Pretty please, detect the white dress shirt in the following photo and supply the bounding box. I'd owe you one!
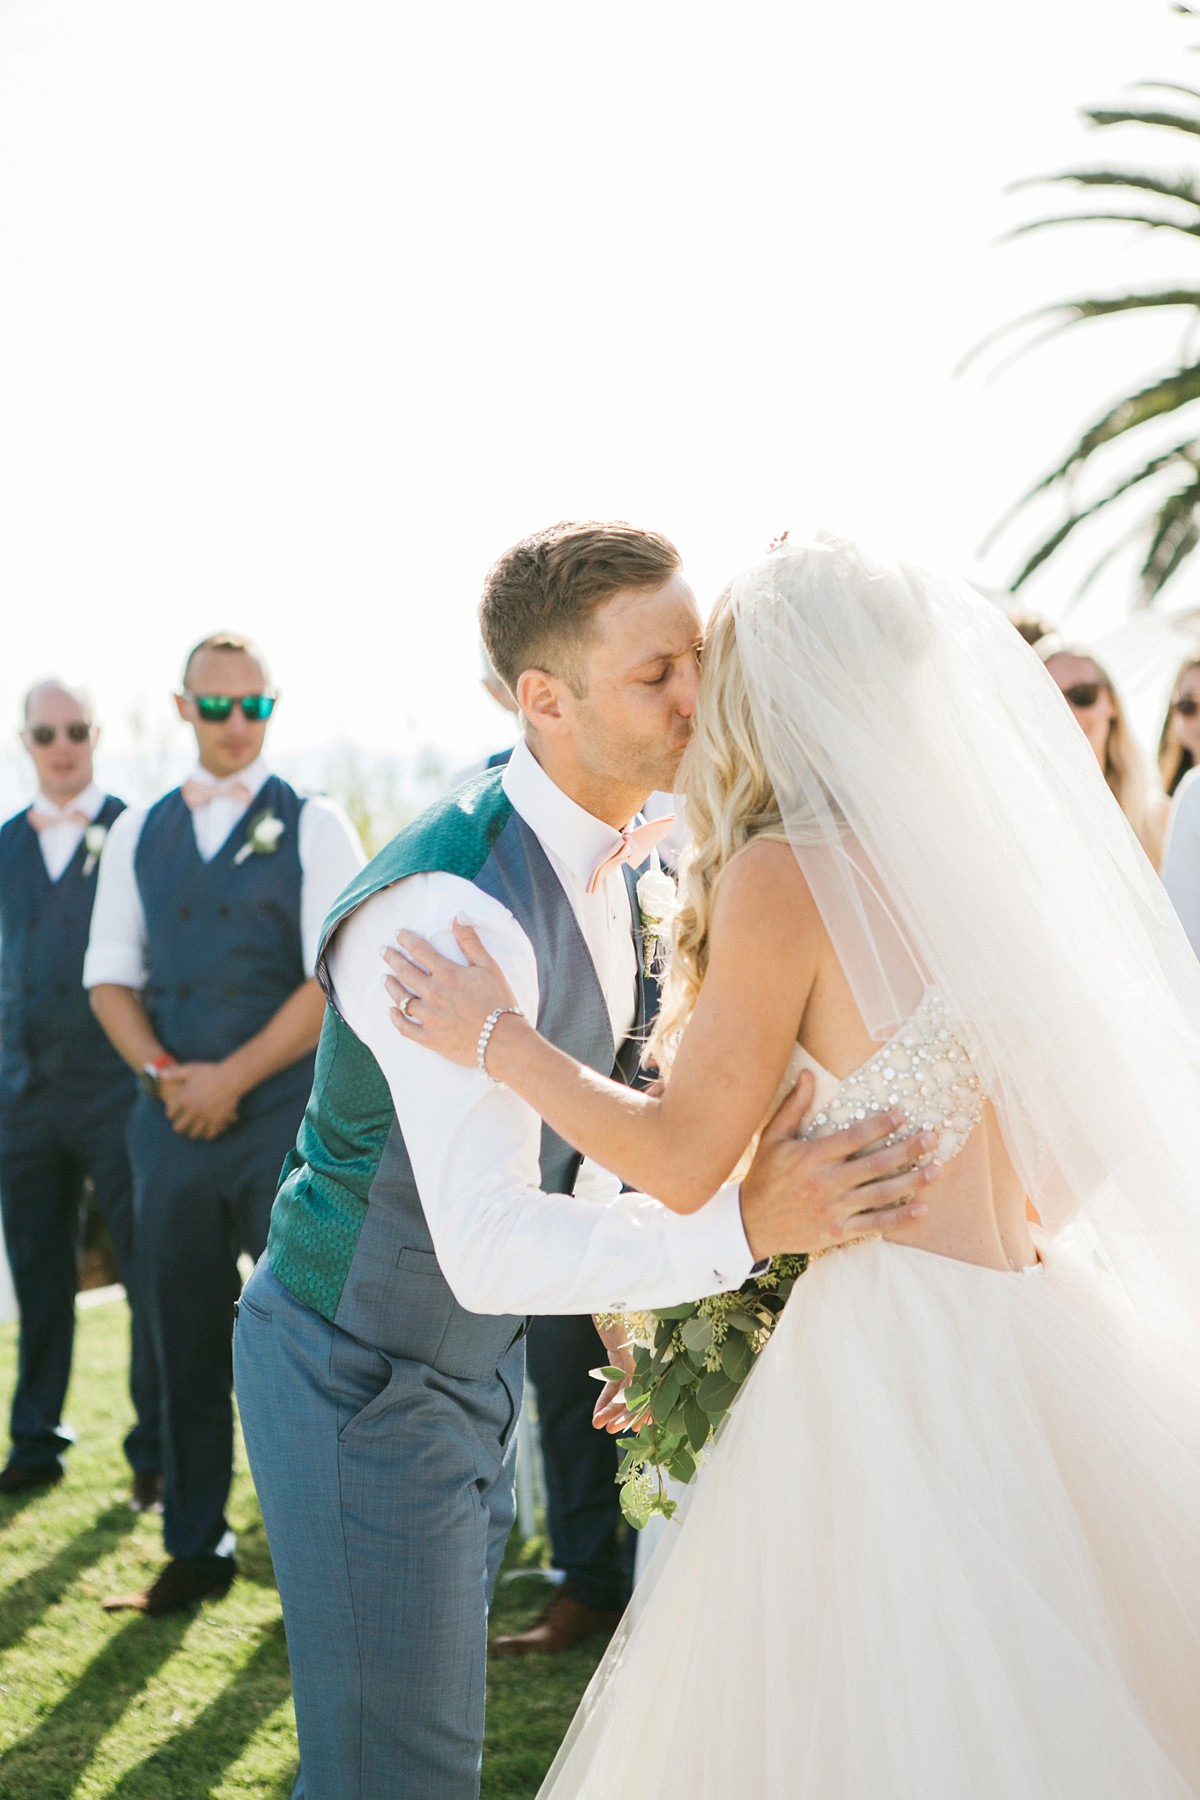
[1163,766,1200,958]
[27,781,108,883]
[327,737,755,1318]
[83,757,365,990]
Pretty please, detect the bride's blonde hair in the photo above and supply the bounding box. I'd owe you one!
[648,590,791,1075]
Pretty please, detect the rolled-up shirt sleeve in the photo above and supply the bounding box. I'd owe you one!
[82,806,149,990]
[327,874,756,1317]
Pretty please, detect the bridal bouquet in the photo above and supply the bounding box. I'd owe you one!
[600,1254,808,1528]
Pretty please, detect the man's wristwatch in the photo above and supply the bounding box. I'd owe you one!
[139,1054,177,1099]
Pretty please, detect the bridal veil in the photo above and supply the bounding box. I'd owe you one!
[731,534,1200,1335]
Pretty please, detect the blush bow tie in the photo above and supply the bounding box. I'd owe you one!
[28,807,91,833]
[181,777,254,812]
[587,816,675,895]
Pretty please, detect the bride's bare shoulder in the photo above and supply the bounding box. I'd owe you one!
[712,839,822,939]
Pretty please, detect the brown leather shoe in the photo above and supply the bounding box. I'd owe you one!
[490,1589,625,1658]
[0,1462,63,1495]
[103,1556,236,1615]
[129,1471,164,1513]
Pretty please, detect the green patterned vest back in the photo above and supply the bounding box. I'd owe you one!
[267,769,641,1379]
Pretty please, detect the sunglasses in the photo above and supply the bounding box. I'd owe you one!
[185,693,276,723]
[28,722,93,746]
[1173,696,1200,719]
[1061,683,1106,710]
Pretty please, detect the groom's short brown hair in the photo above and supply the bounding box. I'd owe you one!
[480,521,682,698]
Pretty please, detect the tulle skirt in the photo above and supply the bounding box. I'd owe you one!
[538,1233,1200,1799]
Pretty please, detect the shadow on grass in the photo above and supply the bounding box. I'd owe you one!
[0,1502,134,1654]
[108,1618,294,1799]
[0,1485,56,1533]
[0,1608,191,1791]
[230,1509,278,1590]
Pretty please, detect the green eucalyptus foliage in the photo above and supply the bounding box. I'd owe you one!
[613,1255,808,1528]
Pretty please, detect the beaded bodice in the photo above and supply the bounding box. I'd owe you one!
[787,988,986,1166]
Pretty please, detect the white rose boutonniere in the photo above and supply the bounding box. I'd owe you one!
[233,808,286,866]
[635,865,677,975]
[81,822,109,879]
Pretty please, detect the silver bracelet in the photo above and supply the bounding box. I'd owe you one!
[476,1006,524,1080]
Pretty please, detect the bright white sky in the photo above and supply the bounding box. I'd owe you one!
[2,0,1198,810]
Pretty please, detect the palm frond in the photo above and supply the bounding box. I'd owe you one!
[1001,442,1200,578]
[1010,209,1200,241]
[1084,105,1200,140]
[1128,79,1200,108]
[1026,363,1200,492]
[978,46,1200,601]
[1138,474,1200,601]
[957,290,1200,378]
[1010,168,1200,209]
[1009,515,1090,589]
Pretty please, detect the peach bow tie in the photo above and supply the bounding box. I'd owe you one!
[28,807,91,832]
[587,816,675,895]
[181,777,253,812]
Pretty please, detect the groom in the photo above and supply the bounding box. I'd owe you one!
[235,520,936,1800]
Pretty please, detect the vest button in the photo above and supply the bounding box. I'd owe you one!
[57,982,68,995]
[177,984,192,999]
[178,905,193,920]
[217,904,231,918]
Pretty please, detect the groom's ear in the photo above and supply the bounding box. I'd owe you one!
[516,668,569,738]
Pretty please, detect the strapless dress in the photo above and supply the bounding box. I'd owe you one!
[540,993,1200,1799]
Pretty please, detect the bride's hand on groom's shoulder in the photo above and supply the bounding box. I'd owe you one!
[740,1073,942,1261]
[382,919,517,1066]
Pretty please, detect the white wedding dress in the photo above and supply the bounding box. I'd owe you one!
[539,993,1200,1799]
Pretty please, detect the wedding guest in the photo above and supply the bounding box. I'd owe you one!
[1159,659,1200,957]
[1157,655,1200,799]
[85,633,363,1613]
[1005,605,1056,648]
[0,680,160,1500]
[1038,637,1167,867]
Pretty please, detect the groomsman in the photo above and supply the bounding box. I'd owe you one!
[0,681,160,1499]
[85,633,363,1613]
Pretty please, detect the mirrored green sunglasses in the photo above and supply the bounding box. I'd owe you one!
[186,693,276,723]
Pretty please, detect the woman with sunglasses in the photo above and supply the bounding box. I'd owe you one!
[1158,658,1200,959]
[1157,657,1200,799]
[1037,637,1167,869]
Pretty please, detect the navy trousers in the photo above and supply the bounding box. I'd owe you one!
[526,1314,632,1613]
[129,1088,303,1561]
[0,1072,160,1475]
[235,1259,523,1800]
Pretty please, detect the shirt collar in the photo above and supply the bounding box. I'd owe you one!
[186,756,271,802]
[32,781,105,822]
[501,737,635,892]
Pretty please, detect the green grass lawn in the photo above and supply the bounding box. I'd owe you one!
[0,1299,603,1799]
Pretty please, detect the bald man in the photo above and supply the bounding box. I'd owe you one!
[0,681,160,1499]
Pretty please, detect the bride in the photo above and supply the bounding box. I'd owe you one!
[383,537,1200,1797]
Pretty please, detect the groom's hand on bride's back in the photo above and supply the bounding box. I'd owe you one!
[740,1071,942,1261]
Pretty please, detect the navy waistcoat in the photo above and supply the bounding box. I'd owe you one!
[0,796,130,1100]
[134,775,313,1118]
